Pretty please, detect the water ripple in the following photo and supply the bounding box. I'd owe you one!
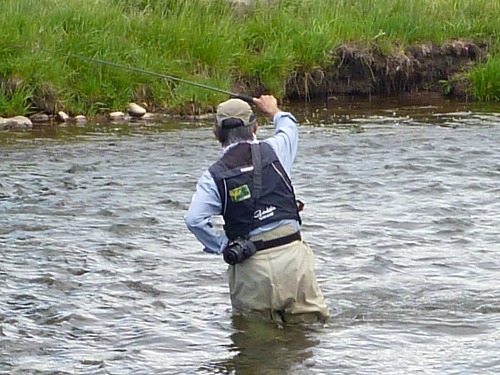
[1,107,500,374]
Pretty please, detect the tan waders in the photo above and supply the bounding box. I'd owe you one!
[227,226,330,323]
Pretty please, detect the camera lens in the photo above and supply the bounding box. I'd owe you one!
[223,246,240,265]
[223,238,257,265]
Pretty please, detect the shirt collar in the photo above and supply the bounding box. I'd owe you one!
[221,136,258,155]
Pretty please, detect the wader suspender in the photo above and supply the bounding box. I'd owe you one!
[248,143,302,251]
[251,143,262,200]
[246,143,262,236]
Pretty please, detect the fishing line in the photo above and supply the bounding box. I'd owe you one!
[64,53,255,104]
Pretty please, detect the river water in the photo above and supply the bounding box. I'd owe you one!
[1,95,499,374]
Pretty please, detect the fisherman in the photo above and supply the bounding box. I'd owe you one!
[185,95,330,323]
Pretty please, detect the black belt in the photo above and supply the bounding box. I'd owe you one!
[253,232,302,252]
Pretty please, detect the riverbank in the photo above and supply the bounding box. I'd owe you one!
[1,0,499,119]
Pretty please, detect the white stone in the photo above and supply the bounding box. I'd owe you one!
[0,116,33,130]
[74,115,87,124]
[13,116,34,129]
[109,111,126,121]
[0,118,10,130]
[57,111,70,122]
[128,103,147,118]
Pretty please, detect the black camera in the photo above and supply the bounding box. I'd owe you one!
[223,237,257,265]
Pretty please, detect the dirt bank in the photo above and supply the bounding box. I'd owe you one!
[244,39,488,102]
[0,39,490,120]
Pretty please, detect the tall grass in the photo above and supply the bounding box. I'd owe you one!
[0,86,34,118]
[469,56,500,101]
[0,0,499,116]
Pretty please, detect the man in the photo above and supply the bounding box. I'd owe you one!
[185,95,329,323]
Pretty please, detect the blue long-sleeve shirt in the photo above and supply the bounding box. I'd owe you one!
[185,111,300,254]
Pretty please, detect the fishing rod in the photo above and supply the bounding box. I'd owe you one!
[65,52,255,104]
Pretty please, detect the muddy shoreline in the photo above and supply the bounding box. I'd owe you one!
[236,39,487,102]
[0,39,490,128]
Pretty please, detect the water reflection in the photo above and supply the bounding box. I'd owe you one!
[200,314,318,375]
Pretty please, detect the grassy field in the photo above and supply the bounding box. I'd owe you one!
[0,0,499,117]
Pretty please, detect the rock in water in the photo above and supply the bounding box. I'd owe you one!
[57,111,70,122]
[109,112,126,121]
[128,103,147,118]
[30,113,50,123]
[74,115,87,124]
[0,116,33,130]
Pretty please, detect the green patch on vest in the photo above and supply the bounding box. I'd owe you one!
[229,184,251,203]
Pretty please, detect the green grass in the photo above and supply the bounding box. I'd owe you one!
[1,0,499,116]
[0,85,34,117]
[469,56,500,101]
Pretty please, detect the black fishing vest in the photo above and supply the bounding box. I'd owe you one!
[208,142,301,240]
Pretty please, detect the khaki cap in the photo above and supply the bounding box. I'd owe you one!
[215,99,256,128]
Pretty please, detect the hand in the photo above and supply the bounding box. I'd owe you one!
[253,95,281,119]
